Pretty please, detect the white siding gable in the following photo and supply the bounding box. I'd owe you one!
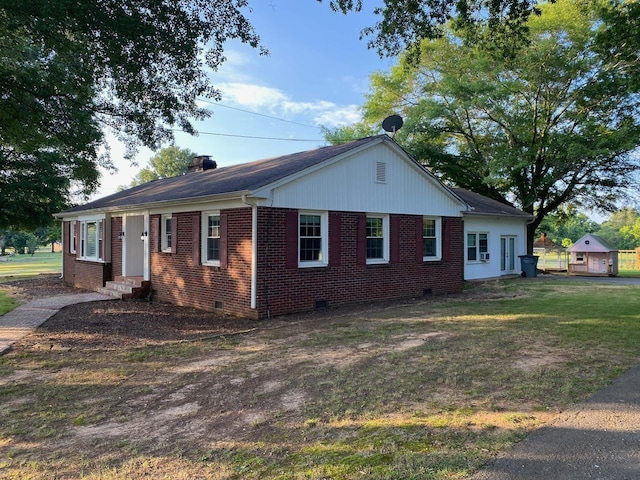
[254,141,465,217]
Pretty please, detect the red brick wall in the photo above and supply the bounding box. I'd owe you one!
[62,220,112,290]
[256,208,464,318]
[150,209,255,318]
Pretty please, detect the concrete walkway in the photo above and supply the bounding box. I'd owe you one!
[0,293,115,355]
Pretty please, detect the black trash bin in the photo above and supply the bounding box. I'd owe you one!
[519,254,539,278]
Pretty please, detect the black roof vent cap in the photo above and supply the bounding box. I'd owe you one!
[187,155,217,173]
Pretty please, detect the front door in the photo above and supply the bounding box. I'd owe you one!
[123,215,145,277]
[501,236,517,274]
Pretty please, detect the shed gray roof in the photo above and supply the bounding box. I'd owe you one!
[451,188,532,218]
[61,136,381,214]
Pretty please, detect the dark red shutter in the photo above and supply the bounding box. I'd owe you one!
[192,215,200,265]
[442,218,451,261]
[285,211,298,269]
[170,216,178,254]
[329,213,341,267]
[356,214,367,266]
[219,213,228,268]
[391,216,400,263]
[68,222,73,254]
[152,216,160,253]
[415,217,423,264]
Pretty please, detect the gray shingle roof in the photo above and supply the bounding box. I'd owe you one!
[451,188,532,218]
[61,136,381,214]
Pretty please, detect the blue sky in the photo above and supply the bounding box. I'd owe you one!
[96,1,394,197]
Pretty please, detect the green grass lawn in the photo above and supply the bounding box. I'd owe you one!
[0,290,17,316]
[1,279,640,479]
[0,249,61,280]
[617,268,640,278]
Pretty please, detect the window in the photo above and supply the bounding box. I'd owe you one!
[79,219,104,261]
[161,214,172,252]
[299,212,327,267]
[69,222,76,254]
[467,232,488,262]
[423,217,441,260]
[366,215,389,264]
[203,213,220,265]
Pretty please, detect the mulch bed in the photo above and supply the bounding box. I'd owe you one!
[1,275,261,349]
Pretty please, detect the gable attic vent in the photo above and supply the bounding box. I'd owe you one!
[187,155,217,173]
[376,161,387,184]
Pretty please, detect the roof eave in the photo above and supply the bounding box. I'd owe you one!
[462,211,534,219]
[54,190,253,218]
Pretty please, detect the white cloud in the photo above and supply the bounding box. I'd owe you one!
[217,82,362,128]
[218,83,288,110]
[312,105,362,128]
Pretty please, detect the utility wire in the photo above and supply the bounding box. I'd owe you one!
[172,129,324,142]
[197,97,321,129]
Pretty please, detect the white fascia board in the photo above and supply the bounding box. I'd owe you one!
[57,191,253,218]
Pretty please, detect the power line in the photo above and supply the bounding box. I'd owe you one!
[172,129,324,142]
[197,97,321,129]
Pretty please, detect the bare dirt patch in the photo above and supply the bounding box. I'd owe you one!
[0,275,625,479]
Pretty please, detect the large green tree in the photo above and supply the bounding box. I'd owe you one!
[329,0,640,251]
[596,208,640,250]
[120,146,196,190]
[325,0,540,56]
[0,0,264,230]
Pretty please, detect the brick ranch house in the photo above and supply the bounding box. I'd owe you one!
[56,135,524,319]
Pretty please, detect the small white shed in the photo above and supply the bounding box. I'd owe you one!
[567,234,618,276]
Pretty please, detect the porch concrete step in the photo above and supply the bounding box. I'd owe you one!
[97,286,126,299]
[98,278,151,300]
[104,281,135,293]
[113,276,145,286]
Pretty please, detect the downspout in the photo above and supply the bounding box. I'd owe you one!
[526,215,537,255]
[59,219,64,279]
[241,195,258,312]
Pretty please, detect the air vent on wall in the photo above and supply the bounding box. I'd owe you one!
[376,161,387,184]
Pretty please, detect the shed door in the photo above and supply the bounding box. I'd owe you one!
[501,236,516,274]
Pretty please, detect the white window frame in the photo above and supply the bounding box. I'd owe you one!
[161,214,172,252]
[422,217,442,261]
[298,211,328,268]
[366,214,389,265]
[467,232,489,262]
[201,212,221,266]
[78,217,104,262]
[69,221,77,254]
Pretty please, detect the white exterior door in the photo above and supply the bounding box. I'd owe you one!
[122,214,146,278]
[501,236,517,274]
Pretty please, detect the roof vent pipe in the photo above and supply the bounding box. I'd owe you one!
[187,155,217,173]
